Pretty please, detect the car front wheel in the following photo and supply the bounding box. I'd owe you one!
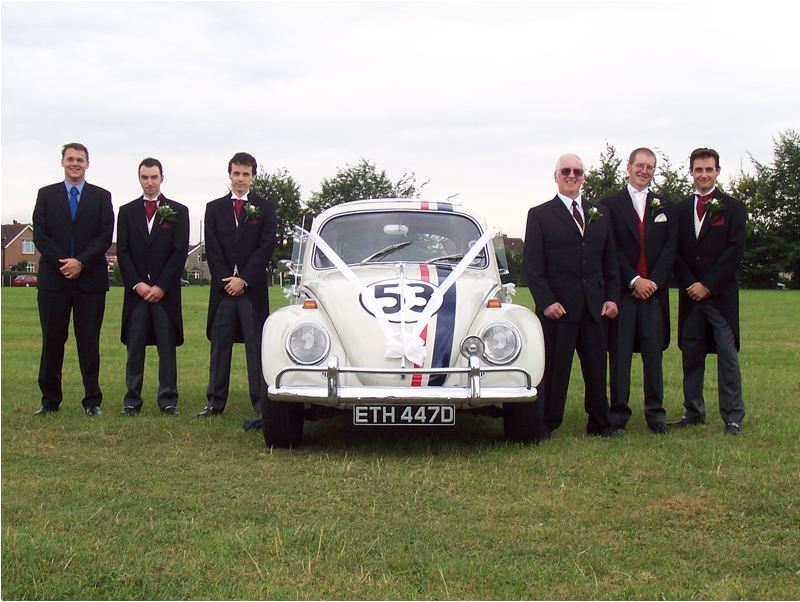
[503,399,544,444]
[262,385,304,448]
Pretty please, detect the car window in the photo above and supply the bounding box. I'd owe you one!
[313,211,488,268]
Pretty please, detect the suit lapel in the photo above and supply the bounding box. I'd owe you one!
[621,190,641,240]
[549,196,580,234]
[73,184,91,223]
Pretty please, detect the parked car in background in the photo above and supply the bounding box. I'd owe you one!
[12,274,37,287]
[261,199,545,447]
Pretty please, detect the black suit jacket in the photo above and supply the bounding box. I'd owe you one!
[204,193,277,340]
[523,196,620,322]
[117,196,190,346]
[600,188,677,349]
[674,189,746,351]
[32,182,114,292]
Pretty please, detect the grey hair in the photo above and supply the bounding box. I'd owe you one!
[554,153,585,172]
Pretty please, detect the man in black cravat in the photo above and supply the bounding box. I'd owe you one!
[117,158,189,415]
[672,148,747,435]
[600,148,677,434]
[32,143,114,416]
[522,153,620,438]
[198,152,277,417]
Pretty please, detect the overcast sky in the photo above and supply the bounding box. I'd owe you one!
[2,0,797,241]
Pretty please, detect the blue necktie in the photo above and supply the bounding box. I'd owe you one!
[69,186,79,220]
[69,186,79,256]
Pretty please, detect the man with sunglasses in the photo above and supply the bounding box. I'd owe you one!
[523,154,620,439]
[600,148,676,434]
[672,148,746,435]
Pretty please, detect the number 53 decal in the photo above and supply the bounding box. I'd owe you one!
[359,280,442,323]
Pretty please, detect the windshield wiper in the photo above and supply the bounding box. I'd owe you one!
[425,254,465,264]
[359,241,413,265]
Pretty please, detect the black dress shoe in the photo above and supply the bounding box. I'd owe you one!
[196,406,223,417]
[160,406,179,416]
[724,422,742,436]
[588,428,620,438]
[669,415,704,429]
[649,423,670,434]
[32,405,59,416]
[120,406,140,416]
[85,406,103,417]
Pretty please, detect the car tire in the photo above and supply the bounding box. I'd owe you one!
[262,384,304,448]
[503,399,544,444]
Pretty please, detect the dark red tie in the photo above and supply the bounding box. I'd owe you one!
[696,193,712,220]
[572,201,584,229]
[144,199,157,222]
[234,199,245,222]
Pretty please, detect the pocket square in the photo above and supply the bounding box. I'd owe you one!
[654,213,668,223]
[711,214,725,226]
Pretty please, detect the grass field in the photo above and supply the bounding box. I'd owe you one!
[2,286,799,600]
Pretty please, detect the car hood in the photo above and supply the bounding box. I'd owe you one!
[301,264,498,381]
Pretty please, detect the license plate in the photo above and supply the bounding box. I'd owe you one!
[353,404,456,426]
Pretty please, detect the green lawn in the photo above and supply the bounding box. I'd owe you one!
[2,286,799,600]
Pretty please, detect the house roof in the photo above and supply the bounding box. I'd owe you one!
[2,222,32,249]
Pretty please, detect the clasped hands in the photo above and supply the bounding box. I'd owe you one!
[686,282,711,301]
[223,276,246,296]
[58,258,82,279]
[543,300,618,320]
[136,283,165,302]
[631,277,657,300]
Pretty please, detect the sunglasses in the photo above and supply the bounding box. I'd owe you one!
[559,167,584,177]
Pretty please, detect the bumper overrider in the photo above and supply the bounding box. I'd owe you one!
[268,355,537,408]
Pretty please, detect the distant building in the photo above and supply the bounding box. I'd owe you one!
[2,221,39,273]
[503,235,524,251]
[185,242,210,281]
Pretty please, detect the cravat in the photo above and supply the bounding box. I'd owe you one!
[69,186,79,220]
[572,201,584,229]
[234,199,245,222]
[144,199,158,222]
[696,193,713,220]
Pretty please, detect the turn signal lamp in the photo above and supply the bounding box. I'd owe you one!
[302,299,318,309]
[487,299,502,308]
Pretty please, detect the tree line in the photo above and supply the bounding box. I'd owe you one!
[253,130,799,289]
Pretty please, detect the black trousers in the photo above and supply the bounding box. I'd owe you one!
[37,287,106,409]
[206,295,262,411]
[540,308,611,435]
[608,295,666,428]
[124,300,178,409]
[681,301,745,424]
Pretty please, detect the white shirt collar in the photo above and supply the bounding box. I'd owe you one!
[557,193,582,213]
[627,183,648,198]
[231,193,249,202]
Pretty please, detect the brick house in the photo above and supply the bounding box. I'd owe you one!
[2,221,39,273]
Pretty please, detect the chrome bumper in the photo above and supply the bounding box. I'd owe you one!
[269,356,537,407]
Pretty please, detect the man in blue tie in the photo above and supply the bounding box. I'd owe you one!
[32,143,114,416]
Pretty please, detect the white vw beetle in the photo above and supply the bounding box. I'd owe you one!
[261,199,545,446]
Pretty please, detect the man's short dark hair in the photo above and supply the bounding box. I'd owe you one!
[138,157,163,176]
[62,142,89,161]
[628,147,657,166]
[228,152,257,175]
[689,147,720,170]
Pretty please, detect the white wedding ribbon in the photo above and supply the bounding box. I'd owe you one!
[299,224,499,366]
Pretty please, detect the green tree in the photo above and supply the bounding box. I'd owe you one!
[582,143,624,203]
[731,130,800,288]
[305,159,424,216]
[250,168,304,265]
[651,150,692,202]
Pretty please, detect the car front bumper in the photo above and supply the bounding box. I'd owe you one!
[268,355,537,408]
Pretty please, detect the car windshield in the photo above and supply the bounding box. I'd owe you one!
[313,210,488,268]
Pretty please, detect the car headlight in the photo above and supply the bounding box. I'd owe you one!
[479,322,521,365]
[286,323,331,365]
